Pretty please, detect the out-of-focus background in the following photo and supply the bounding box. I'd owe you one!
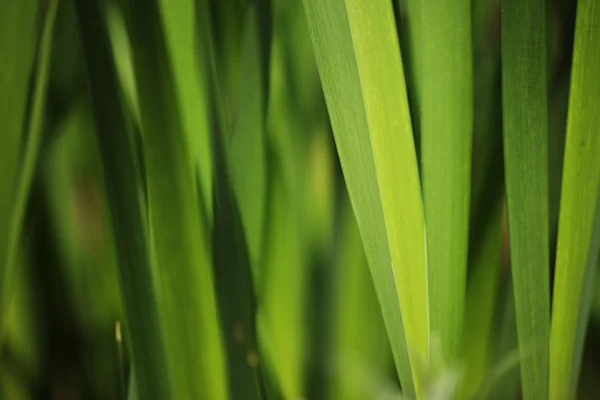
[1,0,599,399]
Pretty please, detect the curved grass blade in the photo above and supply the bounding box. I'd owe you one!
[0,0,56,341]
[550,1,600,398]
[73,1,172,398]
[302,0,427,396]
[502,0,550,398]
[119,0,228,397]
[405,0,473,364]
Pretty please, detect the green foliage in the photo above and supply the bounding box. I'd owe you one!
[405,0,473,364]
[550,1,600,398]
[2,0,600,399]
[501,0,550,398]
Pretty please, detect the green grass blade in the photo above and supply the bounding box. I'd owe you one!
[119,0,227,398]
[302,0,427,396]
[73,1,172,398]
[405,0,473,364]
[259,157,307,398]
[488,280,521,400]
[0,0,54,340]
[158,0,212,223]
[226,2,270,271]
[569,192,600,397]
[329,200,393,400]
[212,113,264,400]
[501,0,550,397]
[549,1,600,398]
[460,202,503,398]
[550,1,600,398]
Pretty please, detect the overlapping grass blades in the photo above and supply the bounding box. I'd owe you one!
[501,0,550,398]
[405,0,473,364]
[0,0,57,341]
[550,1,600,397]
[302,0,427,396]
[212,103,264,400]
[118,0,228,397]
[158,0,212,222]
[74,1,172,397]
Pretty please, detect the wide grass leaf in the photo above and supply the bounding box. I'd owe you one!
[501,0,550,398]
[405,0,473,364]
[550,2,600,396]
[302,0,427,396]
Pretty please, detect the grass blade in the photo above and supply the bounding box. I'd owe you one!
[226,2,271,270]
[569,192,600,397]
[302,0,427,396]
[259,156,307,398]
[329,200,393,400]
[212,109,264,399]
[119,0,228,397]
[550,1,600,398]
[460,202,503,398]
[501,0,550,397]
[158,0,212,222]
[0,0,55,340]
[405,0,473,364]
[74,1,172,397]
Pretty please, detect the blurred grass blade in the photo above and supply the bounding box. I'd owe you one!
[105,4,139,124]
[0,0,55,340]
[460,202,503,398]
[501,0,550,398]
[225,1,271,271]
[405,0,473,364]
[128,370,139,400]
[302,0,427,396]
[74,1,172,398]
[329,200,393,400]
[158,0,212,222]
[259,157,307,398]
[569,192,600,397]
[487,279,521,399]
[119,0,228,397]
[550,1,600,398]
[212,115,264,399]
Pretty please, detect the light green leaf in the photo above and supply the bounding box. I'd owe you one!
[550,1,600,398]
[302,0,427,396]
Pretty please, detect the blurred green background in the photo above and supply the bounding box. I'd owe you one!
[1,0,599,399]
